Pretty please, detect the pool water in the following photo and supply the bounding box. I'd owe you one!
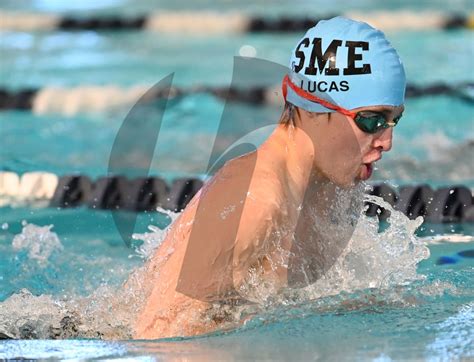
[0,231,473,360]
[1,0,473,360]
[0,29,473,184]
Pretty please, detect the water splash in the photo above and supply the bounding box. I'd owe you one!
[11,223,63,267]
[0,276,149,339]
[132,207,180,259]
[300,194,429,298]
[233,192,429,308]
[0,194,431,340]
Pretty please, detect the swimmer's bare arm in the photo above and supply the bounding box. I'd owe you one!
[164,155,281,303]
[133,156,285,338]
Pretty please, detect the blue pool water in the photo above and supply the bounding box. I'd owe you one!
[0,228,473,360]
[0,29,473,184]
[1,0,473,360]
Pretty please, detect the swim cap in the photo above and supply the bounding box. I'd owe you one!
[285,16,406,112]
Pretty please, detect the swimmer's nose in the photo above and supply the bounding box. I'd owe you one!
[372,127,393,152]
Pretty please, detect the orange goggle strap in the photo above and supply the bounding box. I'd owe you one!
[282,74,356,119]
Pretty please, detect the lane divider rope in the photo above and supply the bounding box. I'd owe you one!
[0,11,473,33]
[0,82,472,115]
[0,171,473,223]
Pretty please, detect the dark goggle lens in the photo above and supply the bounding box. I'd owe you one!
[354,113,402,134]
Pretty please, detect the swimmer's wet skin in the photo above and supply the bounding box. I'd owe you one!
[131,16,407,339]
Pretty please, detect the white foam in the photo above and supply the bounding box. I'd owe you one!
[132,207,180,259]
[11,223,63,266]
[291,193,429,303]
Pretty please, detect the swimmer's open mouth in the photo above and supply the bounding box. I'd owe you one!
[361,158,379,180]
[362,155,381,180]
[363,163,373,179]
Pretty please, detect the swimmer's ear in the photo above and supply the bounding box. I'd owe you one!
[292,106,307,125]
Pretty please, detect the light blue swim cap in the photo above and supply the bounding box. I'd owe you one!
[286,16,406,112]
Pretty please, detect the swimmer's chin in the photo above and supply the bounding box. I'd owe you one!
[313,168,359,189]
[323,172,362,189]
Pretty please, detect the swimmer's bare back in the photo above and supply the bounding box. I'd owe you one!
[133,135,300,339]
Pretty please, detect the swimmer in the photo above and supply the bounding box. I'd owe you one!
[132,16,406,339]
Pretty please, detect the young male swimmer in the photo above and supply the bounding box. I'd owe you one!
[132,16,406,339]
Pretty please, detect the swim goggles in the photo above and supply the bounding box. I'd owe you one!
[282,75,402,134]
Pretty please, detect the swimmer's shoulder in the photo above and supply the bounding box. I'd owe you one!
[179,151,282,234]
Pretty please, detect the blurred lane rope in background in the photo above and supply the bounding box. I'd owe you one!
[0,171,473,223]
[1,10,473,32]
[0,81,473,115]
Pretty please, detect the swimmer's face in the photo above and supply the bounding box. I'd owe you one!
[297,104,404,186]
